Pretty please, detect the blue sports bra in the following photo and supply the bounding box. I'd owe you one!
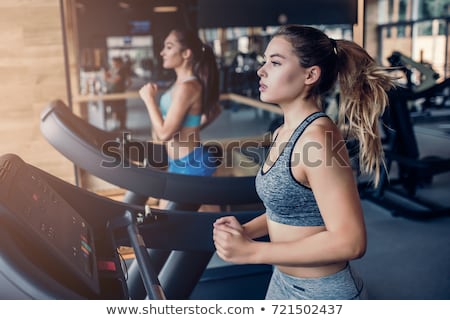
[255,112,328,227]
[159,77,202,128]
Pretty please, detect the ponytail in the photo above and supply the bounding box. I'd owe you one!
[171,29,220,116]
[194,44,219,116]
[334,40,395,186]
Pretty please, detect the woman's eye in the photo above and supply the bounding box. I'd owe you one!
[259,60,281,67]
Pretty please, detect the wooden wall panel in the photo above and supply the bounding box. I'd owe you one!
[0,0,75,184]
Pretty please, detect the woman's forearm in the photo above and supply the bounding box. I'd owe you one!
[243,213,268,239]
[144,98,165,137]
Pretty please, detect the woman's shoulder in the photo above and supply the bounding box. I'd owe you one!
[172,78,201,104]
[298,116,341,146]
[176,78,201,93]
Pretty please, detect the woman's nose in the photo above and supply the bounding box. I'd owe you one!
[257,66,265,78]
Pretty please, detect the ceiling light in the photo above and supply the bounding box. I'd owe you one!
[153,6,178,13]
[119,1,131,9]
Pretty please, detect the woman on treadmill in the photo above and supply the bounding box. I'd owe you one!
[213,24,395,299]
[139,29,221,209]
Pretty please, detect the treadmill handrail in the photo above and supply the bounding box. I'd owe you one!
[40,100,261,205]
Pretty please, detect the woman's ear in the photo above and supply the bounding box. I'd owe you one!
[182,48,193,60]
[305,66,321,85]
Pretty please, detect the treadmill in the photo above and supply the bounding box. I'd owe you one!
[0,153,270,299]
[40,100,262,207]
[39,100,271,299]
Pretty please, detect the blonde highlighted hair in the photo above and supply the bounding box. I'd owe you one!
[335,40,394,186]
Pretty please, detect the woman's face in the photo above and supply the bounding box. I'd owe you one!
[160,31,185,69]
[257,36,309,105]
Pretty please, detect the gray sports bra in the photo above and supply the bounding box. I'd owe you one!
[255,112,328,226]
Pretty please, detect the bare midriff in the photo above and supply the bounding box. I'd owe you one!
[267,218,347,278]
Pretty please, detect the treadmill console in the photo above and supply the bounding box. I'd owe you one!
[0,154,99,294]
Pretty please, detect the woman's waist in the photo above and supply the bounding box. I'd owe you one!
[267,221,346,278]
[276,262,348,279]
[267,218,326,240]
[166,140,201,159]
[267,218,348,278]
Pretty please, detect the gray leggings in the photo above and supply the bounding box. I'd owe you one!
[265,264,367,300]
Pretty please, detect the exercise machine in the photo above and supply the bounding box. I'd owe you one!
[388,51,450,119]
[40,100,262,207]
[40,100,271,299]
[0,153,270,299]
[359,87,450,219]
[387,51,439,94]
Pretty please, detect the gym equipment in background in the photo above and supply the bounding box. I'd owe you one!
[360,87,450,219]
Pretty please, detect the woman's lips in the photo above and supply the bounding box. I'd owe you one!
[259,82,267,92]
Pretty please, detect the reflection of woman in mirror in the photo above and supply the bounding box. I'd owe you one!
[139,29,221,209]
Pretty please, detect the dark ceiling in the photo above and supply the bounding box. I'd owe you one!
[197,0,358,28]
[74,0,357,48]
